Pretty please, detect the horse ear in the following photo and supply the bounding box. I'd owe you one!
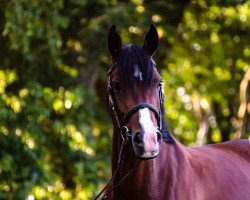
[108,25,122,58]
[143,24,159,56]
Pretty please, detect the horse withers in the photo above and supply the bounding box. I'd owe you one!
[96,25,250,200]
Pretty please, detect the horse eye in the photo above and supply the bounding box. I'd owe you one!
[112,82,121,93]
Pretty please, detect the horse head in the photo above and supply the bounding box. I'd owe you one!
[107,25,172,159]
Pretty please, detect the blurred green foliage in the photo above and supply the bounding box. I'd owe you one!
[0,0,249,199]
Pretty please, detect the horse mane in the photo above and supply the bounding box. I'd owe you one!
[161,107,175,144]
[112,44,154,88]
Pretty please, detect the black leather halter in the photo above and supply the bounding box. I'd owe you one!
[107,72,164,139]
[94,66,165,200]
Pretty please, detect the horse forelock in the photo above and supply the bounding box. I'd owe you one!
[112,44,155,88]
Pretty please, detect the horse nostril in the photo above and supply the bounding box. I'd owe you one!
[157,131,162,143]
[133,132,143,145]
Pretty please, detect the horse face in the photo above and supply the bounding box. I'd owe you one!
[110,66,163,158]
[108,25,162,159]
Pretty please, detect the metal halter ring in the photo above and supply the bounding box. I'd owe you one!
[121,126,130,140]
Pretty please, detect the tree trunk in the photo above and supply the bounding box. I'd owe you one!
[192,92,210,146]
[235,66,250,139]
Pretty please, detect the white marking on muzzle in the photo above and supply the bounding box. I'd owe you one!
[139,108,159,154]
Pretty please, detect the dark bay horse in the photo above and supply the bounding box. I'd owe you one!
[97,25,250,200]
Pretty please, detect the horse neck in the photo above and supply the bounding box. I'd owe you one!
[111,128,188,200]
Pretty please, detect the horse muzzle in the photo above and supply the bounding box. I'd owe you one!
[132,130,162,158]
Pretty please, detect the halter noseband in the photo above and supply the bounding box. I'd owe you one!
[122,103,160,126]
